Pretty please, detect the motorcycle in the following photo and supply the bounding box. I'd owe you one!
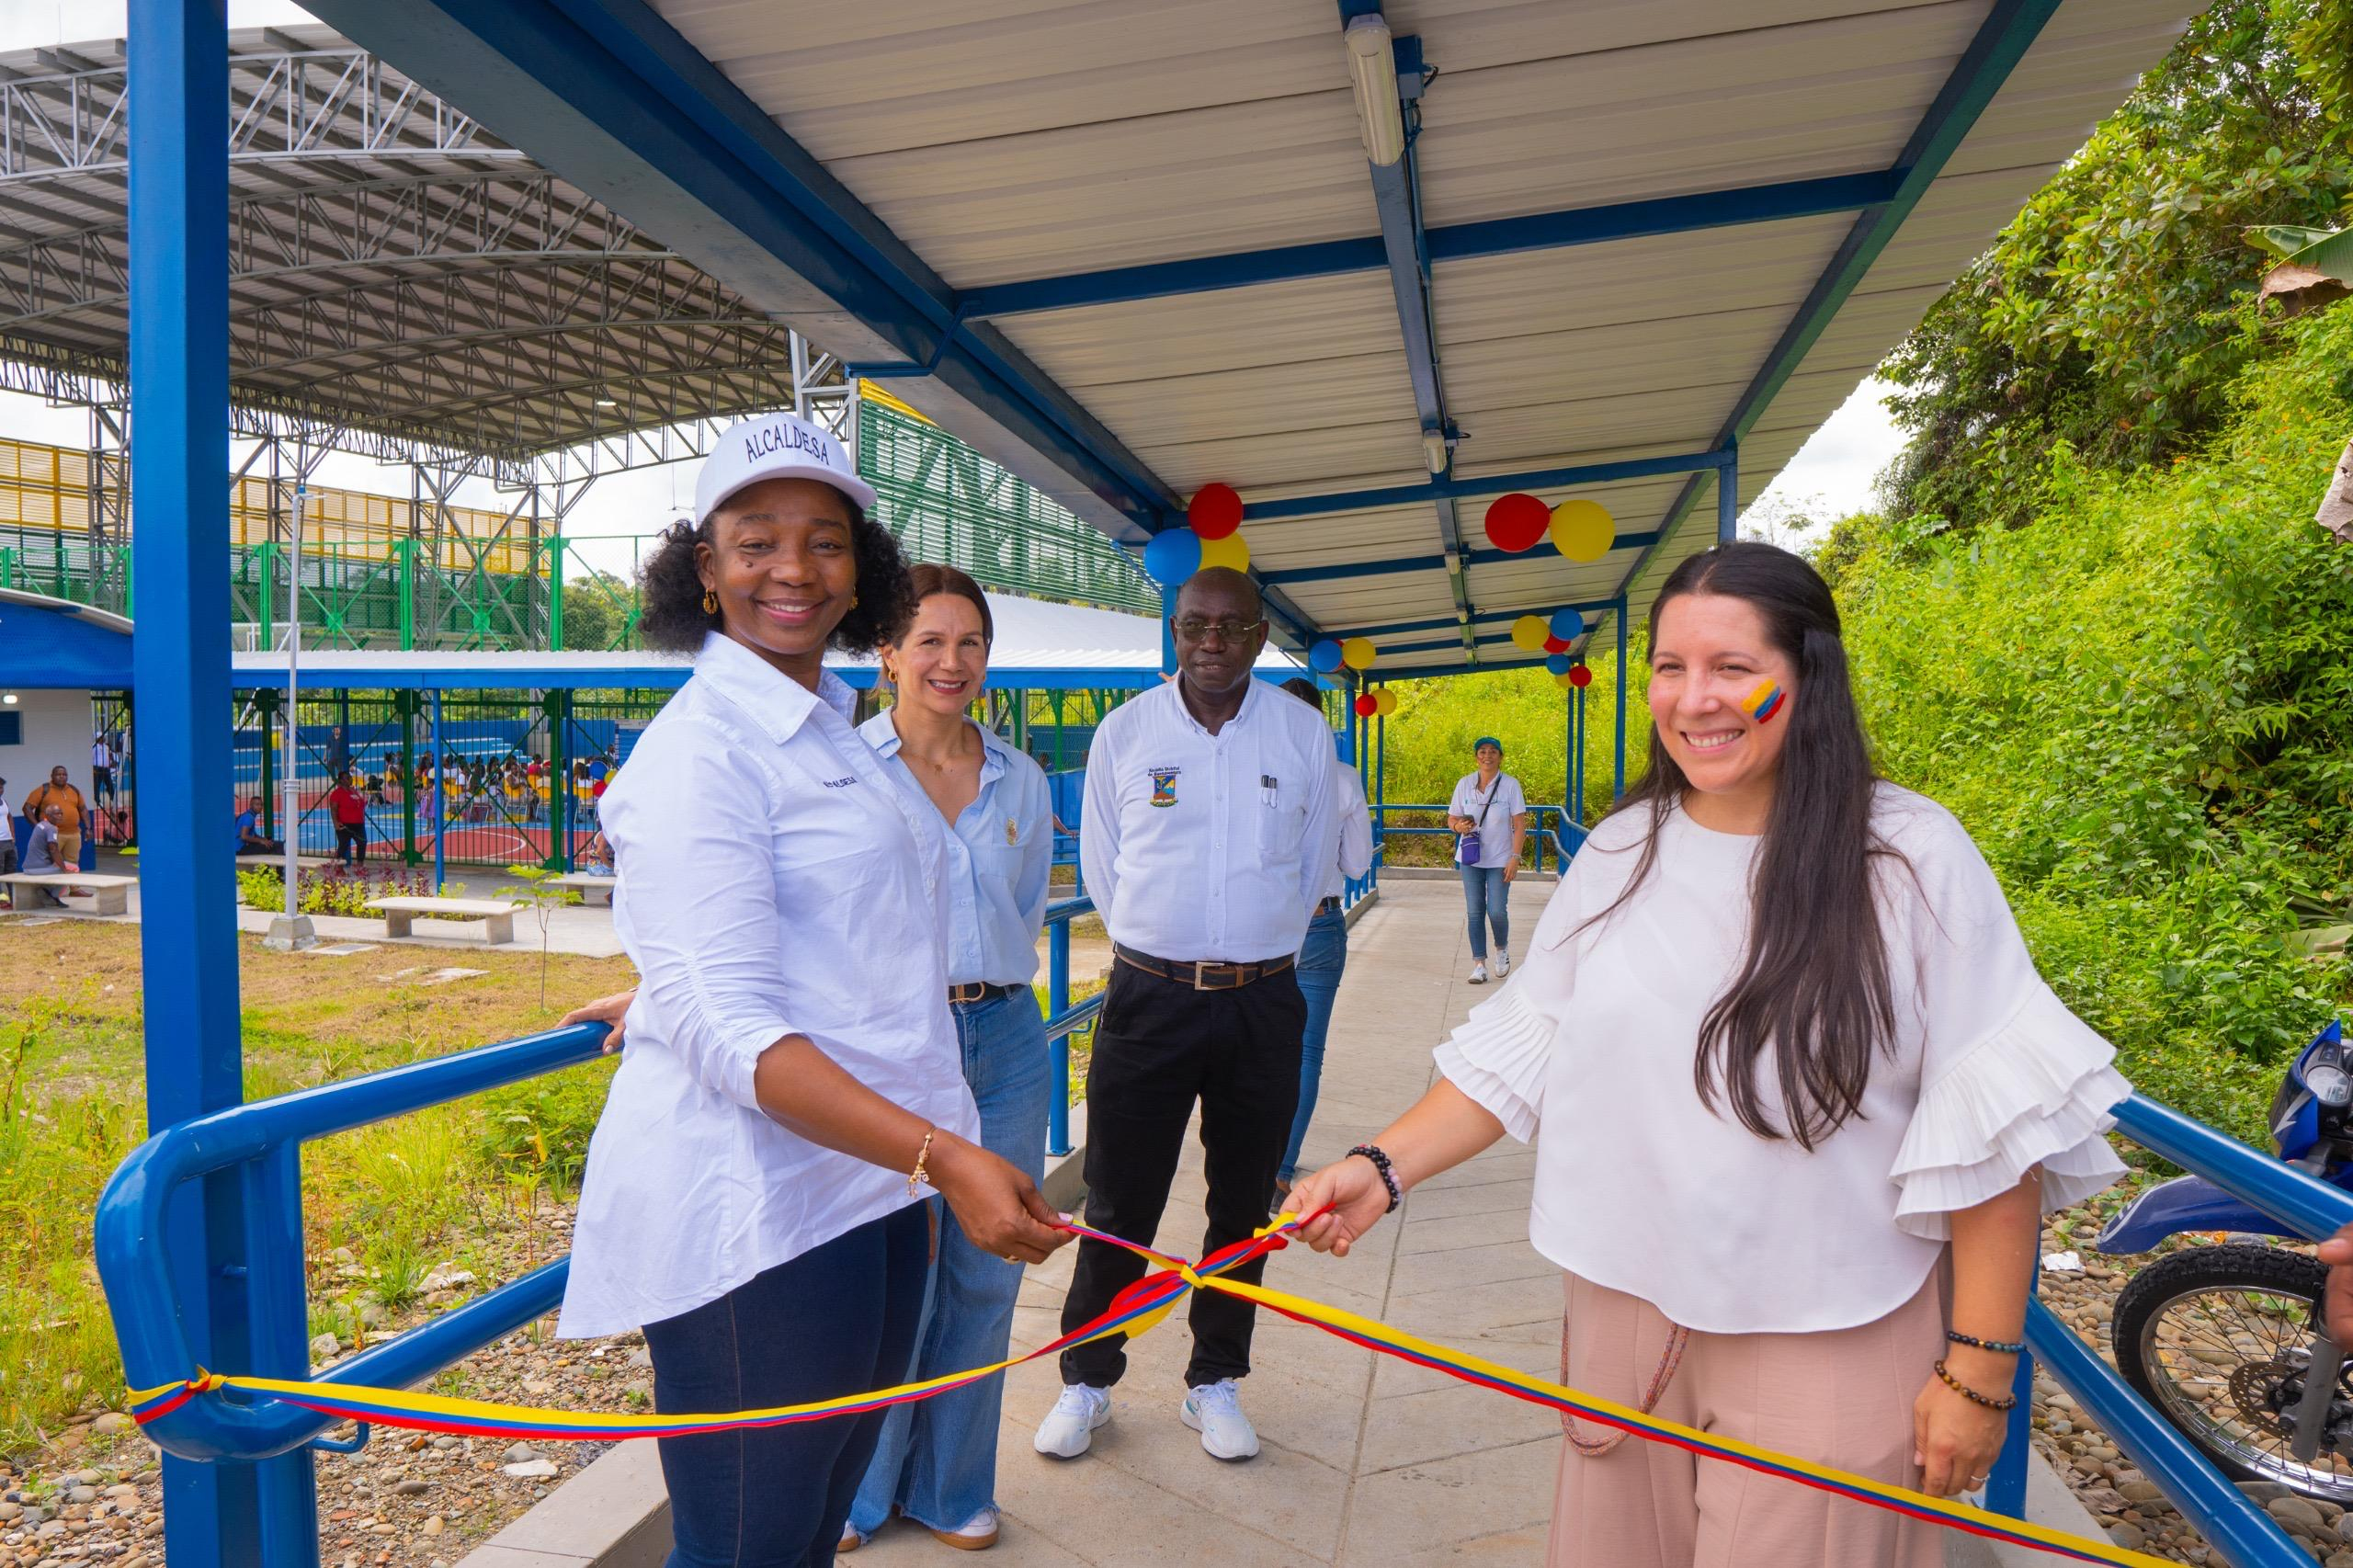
[2097,1020,2353,1502]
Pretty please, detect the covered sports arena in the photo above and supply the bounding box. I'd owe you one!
[51,5,2353,1568]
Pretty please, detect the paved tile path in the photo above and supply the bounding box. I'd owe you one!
[856,876,1563,1567]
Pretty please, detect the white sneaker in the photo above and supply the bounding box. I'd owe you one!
[930,1507,1000,1551]
[1468,961,1488,984]
[1033,1384,1110,1459]
[1493,951,1510,978]
[1180,1380,1259,1460]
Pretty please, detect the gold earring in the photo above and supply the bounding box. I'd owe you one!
[851,594,860,608]
[700,589,718,614]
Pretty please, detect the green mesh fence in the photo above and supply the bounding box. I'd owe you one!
[0,404,1159,643]
[858,400,1159,614]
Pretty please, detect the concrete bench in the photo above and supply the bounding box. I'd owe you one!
[365,895,524,944]
[1,871,134,915]
[548,872,617,906]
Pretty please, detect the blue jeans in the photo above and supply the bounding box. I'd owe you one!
[643,1202,928,1568]
[1460,864,1510,959]
[848,990,1051,1536]
[1279,905,1348,1184]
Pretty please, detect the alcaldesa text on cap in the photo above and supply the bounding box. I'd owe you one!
[695,412,879,522]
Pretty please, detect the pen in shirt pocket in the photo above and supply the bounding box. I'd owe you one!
[1260,773,1279,809]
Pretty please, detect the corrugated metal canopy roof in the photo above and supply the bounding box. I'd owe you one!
[278,0,2191,672]
[0,28,816,468]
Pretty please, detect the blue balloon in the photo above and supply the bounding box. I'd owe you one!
[1142,528,1202,585]
[1309,640,1345,674]
[1545,653,1573,676]
[1550,607,1586,641]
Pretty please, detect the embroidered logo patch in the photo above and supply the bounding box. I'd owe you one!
[1149,767,1181,808]
[1006,817,1018,846]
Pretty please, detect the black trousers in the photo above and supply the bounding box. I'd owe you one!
[335,824,367,864]
[1060,959,1305,1390]
[644,1202,928,1567]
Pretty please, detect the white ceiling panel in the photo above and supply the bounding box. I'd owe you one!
[617,0,2191,653]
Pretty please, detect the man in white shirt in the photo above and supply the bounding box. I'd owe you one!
[1037,568,1338,1464]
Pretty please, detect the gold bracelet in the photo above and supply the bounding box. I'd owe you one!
[908,1128,937,1197]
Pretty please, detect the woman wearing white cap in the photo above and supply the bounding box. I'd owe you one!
[555,412,1071,1568]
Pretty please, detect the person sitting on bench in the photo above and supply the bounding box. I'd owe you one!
[234,796,285,858]
[21,804,70,905]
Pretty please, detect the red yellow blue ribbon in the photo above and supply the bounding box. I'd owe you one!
[128,1212,2166,1566]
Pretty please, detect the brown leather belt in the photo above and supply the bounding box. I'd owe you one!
[1113,944,1294,992]
[1315,895,1343,915]
[947,982,1021,1006]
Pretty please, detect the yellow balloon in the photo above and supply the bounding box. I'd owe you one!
[1197,531,1250,573]
[1339,636,1376,670]
[1509,614,1549,652]
[1548,498,1616,562]
[1554,669,1580,690]
[1372,687,1397,716]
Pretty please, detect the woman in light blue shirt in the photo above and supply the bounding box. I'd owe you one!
[845,562,1055,1553]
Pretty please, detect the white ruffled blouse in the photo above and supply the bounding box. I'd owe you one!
[1436,783,2127,1335]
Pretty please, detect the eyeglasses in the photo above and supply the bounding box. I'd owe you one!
[1171,617,1267,643]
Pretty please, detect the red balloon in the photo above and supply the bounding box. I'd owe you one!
[1188,483,1244,540]
[1352,693,1379,717]
[1541,634,1569,654]
[1483,492,1549,553]
[1568,665,1593,689]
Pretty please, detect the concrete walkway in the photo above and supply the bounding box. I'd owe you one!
[858,874,1557,1568]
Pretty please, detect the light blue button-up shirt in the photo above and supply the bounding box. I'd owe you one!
[859,710,1054,987]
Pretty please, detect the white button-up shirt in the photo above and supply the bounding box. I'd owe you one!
[560,632,981,1338]
[1324,753,1376,903]
[1081,676,1339,962]
[858,711,1053,987]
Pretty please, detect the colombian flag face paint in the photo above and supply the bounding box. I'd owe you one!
[1741,680,1785,725]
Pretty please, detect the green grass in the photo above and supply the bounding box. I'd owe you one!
[0,922,634,1457]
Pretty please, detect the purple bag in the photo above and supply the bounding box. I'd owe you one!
[1456,780,1499,866]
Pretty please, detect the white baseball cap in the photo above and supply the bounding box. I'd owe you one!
[695,411,878,522]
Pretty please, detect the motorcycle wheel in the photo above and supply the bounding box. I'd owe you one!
[2112,1242,2353,1502]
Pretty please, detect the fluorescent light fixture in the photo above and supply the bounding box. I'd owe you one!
[596,397,619,408]
[2,693,16,704]
[1345,15,1405,167]
[1421,430,1449,474]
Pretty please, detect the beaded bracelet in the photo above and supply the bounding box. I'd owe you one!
[1347,1143,1404,1213]
[1932,1358,2018,1411]
[1946,1330,2026,1356]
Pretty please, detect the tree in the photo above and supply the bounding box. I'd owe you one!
[1880,0,2353,532]
[555,570,635,651]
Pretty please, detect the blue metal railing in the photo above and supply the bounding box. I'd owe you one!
[1982,1094,2353,1565]
[1370,801,1579,871]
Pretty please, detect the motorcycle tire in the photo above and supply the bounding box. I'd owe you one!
[2111,1242,2337,1491]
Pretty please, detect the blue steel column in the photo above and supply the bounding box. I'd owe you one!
[128,3,316,1562]
[1612,605,1630,799]
[1160,584,1179,676]
[1716,445,1739,543]
[430,690,447,891]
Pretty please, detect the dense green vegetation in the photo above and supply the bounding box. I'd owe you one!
[1880,0,2352,529]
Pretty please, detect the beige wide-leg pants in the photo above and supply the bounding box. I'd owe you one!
[1546,1263,1950,1568]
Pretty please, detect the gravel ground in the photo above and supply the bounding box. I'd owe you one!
[11,1193,2352,1566]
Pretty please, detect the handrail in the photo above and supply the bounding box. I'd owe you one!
[95,1023,610,1461]
[1985,1093,2353,1566]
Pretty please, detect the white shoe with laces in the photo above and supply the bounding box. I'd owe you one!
[1468,961,1488,984]
[930,1507,1000,1551]
[1493,950,1510,978]
[1180,1379,1259,1460]
[1033,1383,1110,1459]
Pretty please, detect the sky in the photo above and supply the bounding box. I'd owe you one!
[0,0,1907,571]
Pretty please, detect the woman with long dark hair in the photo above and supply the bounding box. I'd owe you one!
[1290,541,2127,1566]
[555,413,1069,1568]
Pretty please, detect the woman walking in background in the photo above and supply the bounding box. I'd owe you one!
[557,413,1067,1568]
[1291,541,2128,1567]
[1446,737,1526,983]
